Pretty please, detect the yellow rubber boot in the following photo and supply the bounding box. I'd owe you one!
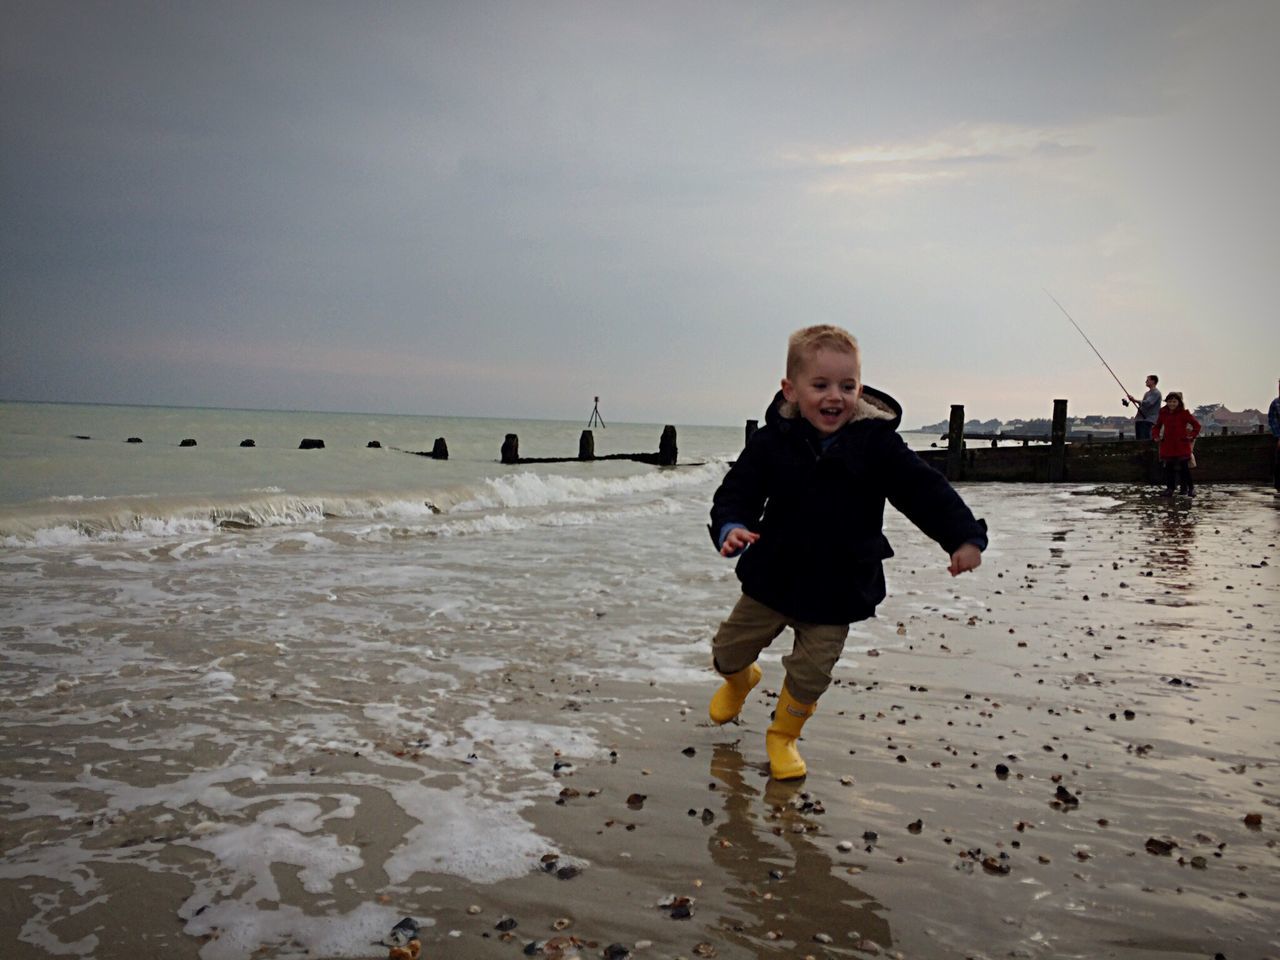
[708,662,762,724]
[766,684,817,780]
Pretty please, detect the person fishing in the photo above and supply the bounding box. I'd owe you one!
[1126,375,1162,441]
[1046,292,1152,438]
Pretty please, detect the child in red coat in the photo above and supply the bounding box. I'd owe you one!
[1151,391,1201,497]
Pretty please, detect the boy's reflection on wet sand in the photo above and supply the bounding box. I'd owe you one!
[707,742,892,955]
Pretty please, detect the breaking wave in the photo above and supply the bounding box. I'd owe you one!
[1,463,726,547]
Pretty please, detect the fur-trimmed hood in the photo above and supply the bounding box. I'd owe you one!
[764,384,902,434]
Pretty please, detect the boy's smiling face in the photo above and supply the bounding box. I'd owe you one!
[782,346,862,436]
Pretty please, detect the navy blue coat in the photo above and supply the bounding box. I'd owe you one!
[710,387,987,625]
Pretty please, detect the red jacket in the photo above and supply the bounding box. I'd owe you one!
[1152,407,1201,459]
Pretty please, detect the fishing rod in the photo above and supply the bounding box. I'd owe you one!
[1044,290,1137,404]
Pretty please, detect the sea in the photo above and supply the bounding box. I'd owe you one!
[0,400,984,958]
[0,401,945,545]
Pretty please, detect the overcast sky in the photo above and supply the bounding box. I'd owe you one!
[3,1,1276,426]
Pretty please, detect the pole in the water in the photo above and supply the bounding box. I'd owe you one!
[1044,290,1135,403]
[587,396,606,428]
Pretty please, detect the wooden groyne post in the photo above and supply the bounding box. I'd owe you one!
[403,437,449,460]
[1049,399,1068,482]
[579,430,595,460]
[501,434,519,464]
[658,425,677,466]
[946,405,965,480]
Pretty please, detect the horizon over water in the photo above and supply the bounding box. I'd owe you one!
[0,400,939,543]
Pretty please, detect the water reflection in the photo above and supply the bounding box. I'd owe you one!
[707,743,892,955]
[1134,489,1202,577]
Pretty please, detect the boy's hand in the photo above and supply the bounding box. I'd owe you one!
[948,543,982,577]
[720,528,760,557]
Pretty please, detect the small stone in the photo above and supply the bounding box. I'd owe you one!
[495,917,518,931]
[813,932,834,944]
[837,840,854,852]
[386,917,420,946]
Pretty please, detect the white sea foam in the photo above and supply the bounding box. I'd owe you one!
[455,463,723,512]
[187,797,364,900]
[461,712,603,772]
[181,900,420,960]
[383,784,558,885]
[0,462,725,546]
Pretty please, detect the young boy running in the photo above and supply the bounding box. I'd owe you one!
[708,325,987,780]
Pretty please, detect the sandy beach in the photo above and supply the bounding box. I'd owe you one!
[2,480,1277,960]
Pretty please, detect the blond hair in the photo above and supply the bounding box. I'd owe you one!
[786,325,860,379]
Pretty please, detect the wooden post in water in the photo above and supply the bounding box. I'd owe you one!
[431,438,448,460]
[501,434,519,464]
[579,430,595,460]
[745,419,758,444]
[658,425,678,466]
[946,405,965,480]
[1049,399,1068,481]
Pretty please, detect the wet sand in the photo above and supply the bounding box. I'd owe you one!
[3,484,1277,959]
[401,487,1278,960]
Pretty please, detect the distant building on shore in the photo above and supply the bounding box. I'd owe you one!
[1198,404,1265,434]
[918,405,1269,439]
[916,413,1132,438]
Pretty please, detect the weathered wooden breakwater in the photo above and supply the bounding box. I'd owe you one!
[741,400,1274,484]
[402,438,449,460]
[918,401,1275,483]
[84,427,680,465]
[501,426,679,466]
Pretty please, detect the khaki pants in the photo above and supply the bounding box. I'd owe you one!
[711,593,849,704]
